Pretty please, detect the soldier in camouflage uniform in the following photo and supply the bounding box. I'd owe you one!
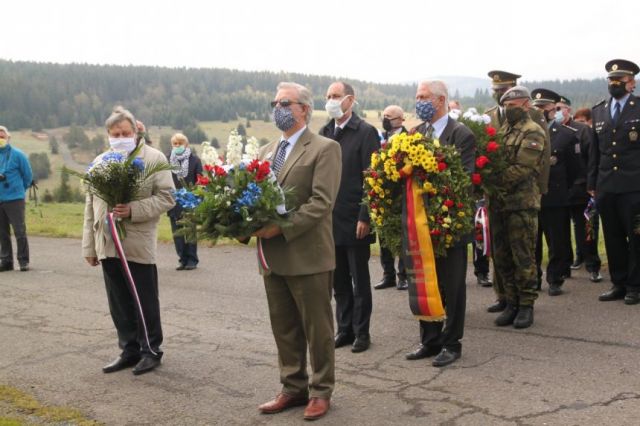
[484,71,551,313]
[488,86,547,329]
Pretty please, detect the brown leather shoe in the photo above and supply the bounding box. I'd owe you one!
[258,393,309,414]
[303,397,330,421]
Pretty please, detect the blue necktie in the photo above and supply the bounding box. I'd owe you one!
[612,102,621,126]
[271,140,289,176]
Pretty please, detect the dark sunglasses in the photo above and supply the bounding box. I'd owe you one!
[270,99,304,108]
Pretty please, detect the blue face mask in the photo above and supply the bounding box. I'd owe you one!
[554,109,565,124]
[172,146,186,155]
[416,100,436,122]
[273,107,296,131]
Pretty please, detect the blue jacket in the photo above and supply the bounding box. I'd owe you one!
[0,145,33,202]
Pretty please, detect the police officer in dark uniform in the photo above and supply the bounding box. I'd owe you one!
[484,71,551,312]
[531,89,581,296]
[588,59,640,305]
[556,95,603,282]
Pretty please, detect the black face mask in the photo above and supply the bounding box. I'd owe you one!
[608,81,628,99]
[504,106,527,125]
[382,117,393,131]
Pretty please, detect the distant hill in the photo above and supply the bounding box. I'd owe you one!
[0,60,611,132]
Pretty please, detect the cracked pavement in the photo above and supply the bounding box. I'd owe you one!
[1,236,640,425]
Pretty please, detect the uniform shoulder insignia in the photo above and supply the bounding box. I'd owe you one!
[562,124,578,132]
[593,98,606,108]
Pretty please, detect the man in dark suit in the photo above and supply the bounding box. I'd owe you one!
[254,82,341,421]
[404,80,475,367]
[375,104,409,291]
[531,89,581,296]
[588,59,640,305]
[557,95,603,282]
[319,81,380,353]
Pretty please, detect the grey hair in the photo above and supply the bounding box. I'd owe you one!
[276,82,314,124]
[0,125,9,137]
[419,80,449,105]
[105,106,136,131]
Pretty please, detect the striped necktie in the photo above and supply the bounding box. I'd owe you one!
[271,140,289,176]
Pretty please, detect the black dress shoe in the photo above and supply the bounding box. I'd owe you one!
[432,348,460,367]
[495,304,518,326]
[599,286,626,302]
[513,306,534,329]
[589,271,603,283]
[570,259,583,270]
[405,345,441,360]
[19,263,29,272]
[176,264,186,270]
[132,356,161,375]
[624,291,640,305]
[476,273,492,287]
[102,355,141,373]
[0,263,13,272]
[374,278,396,290]
[351,335,370,353]
[396,278,409,290]
[487,299,506,313]
[548,284,563,296]
[334,332,355,348]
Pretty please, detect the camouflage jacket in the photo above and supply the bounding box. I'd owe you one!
[489,117,546,211]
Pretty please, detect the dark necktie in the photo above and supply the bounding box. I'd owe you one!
[612,102,621,126]
[426,124,435,138]
[271,140,289,176]
[332,126,343,140]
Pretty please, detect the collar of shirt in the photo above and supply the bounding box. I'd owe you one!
[431,114,449,138]
[334,114,352,131]
[279,126,306,160]
[611,93,631,116]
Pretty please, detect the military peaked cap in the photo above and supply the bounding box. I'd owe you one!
[558,95,571,105]
[531,88,561,106]
[605,59,639,78]
[488,70,521,89]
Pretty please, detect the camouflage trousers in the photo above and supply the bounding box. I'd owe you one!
[489,209,539,307]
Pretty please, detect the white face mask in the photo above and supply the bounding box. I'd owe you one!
[109,137,137,153]
[325,97,348,119]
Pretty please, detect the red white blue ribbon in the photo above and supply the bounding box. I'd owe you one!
[106,212,158,357]
[256,237,270,272]
[474,206,491,256]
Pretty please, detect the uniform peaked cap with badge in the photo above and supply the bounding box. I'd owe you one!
[531,88,561,106]
[488,70,521,89]
[605,59,640,78]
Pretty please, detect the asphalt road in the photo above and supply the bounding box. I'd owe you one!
[1,237,639,425]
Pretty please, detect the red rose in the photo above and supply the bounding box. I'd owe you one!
[437,162,448,172]
[213,165,227,177]
[475,156,490,169]
[486,126,497,137]
[203,164,215,172]
[430,229,441,236]
[444,199,455,208]
[472,173,482,185]
[246,159,260,173]
[196,174,210,186]
[457,202,464,208]
[486,141,500,153]
[371,171,378,179]
[255,161,271,182]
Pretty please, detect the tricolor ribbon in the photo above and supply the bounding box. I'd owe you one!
[106,212,158,357]
[256,237,270,272]
[584,197,596,242]
[474,205,491,256]
[402,176,445,322]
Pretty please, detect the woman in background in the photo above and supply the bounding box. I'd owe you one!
[167,133,202,270]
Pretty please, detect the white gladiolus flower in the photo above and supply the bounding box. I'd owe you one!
[481,114,491,124]
[242,136,260,161]
[448,109,461,120]
[226,130,244,167]
[201,141,222,166]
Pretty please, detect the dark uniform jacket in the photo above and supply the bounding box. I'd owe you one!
[542,122,581,208]
[319,113,380,246]
[412,117,476,246]
[566,119,592,205]
[588,94,640,194]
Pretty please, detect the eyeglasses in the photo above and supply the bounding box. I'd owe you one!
[270,99,304,108]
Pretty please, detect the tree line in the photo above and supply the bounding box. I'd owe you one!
[0,60,609,131]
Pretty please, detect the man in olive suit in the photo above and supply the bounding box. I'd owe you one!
[253,82,341,421]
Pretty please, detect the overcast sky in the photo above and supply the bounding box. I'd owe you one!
[2,0,639,84]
